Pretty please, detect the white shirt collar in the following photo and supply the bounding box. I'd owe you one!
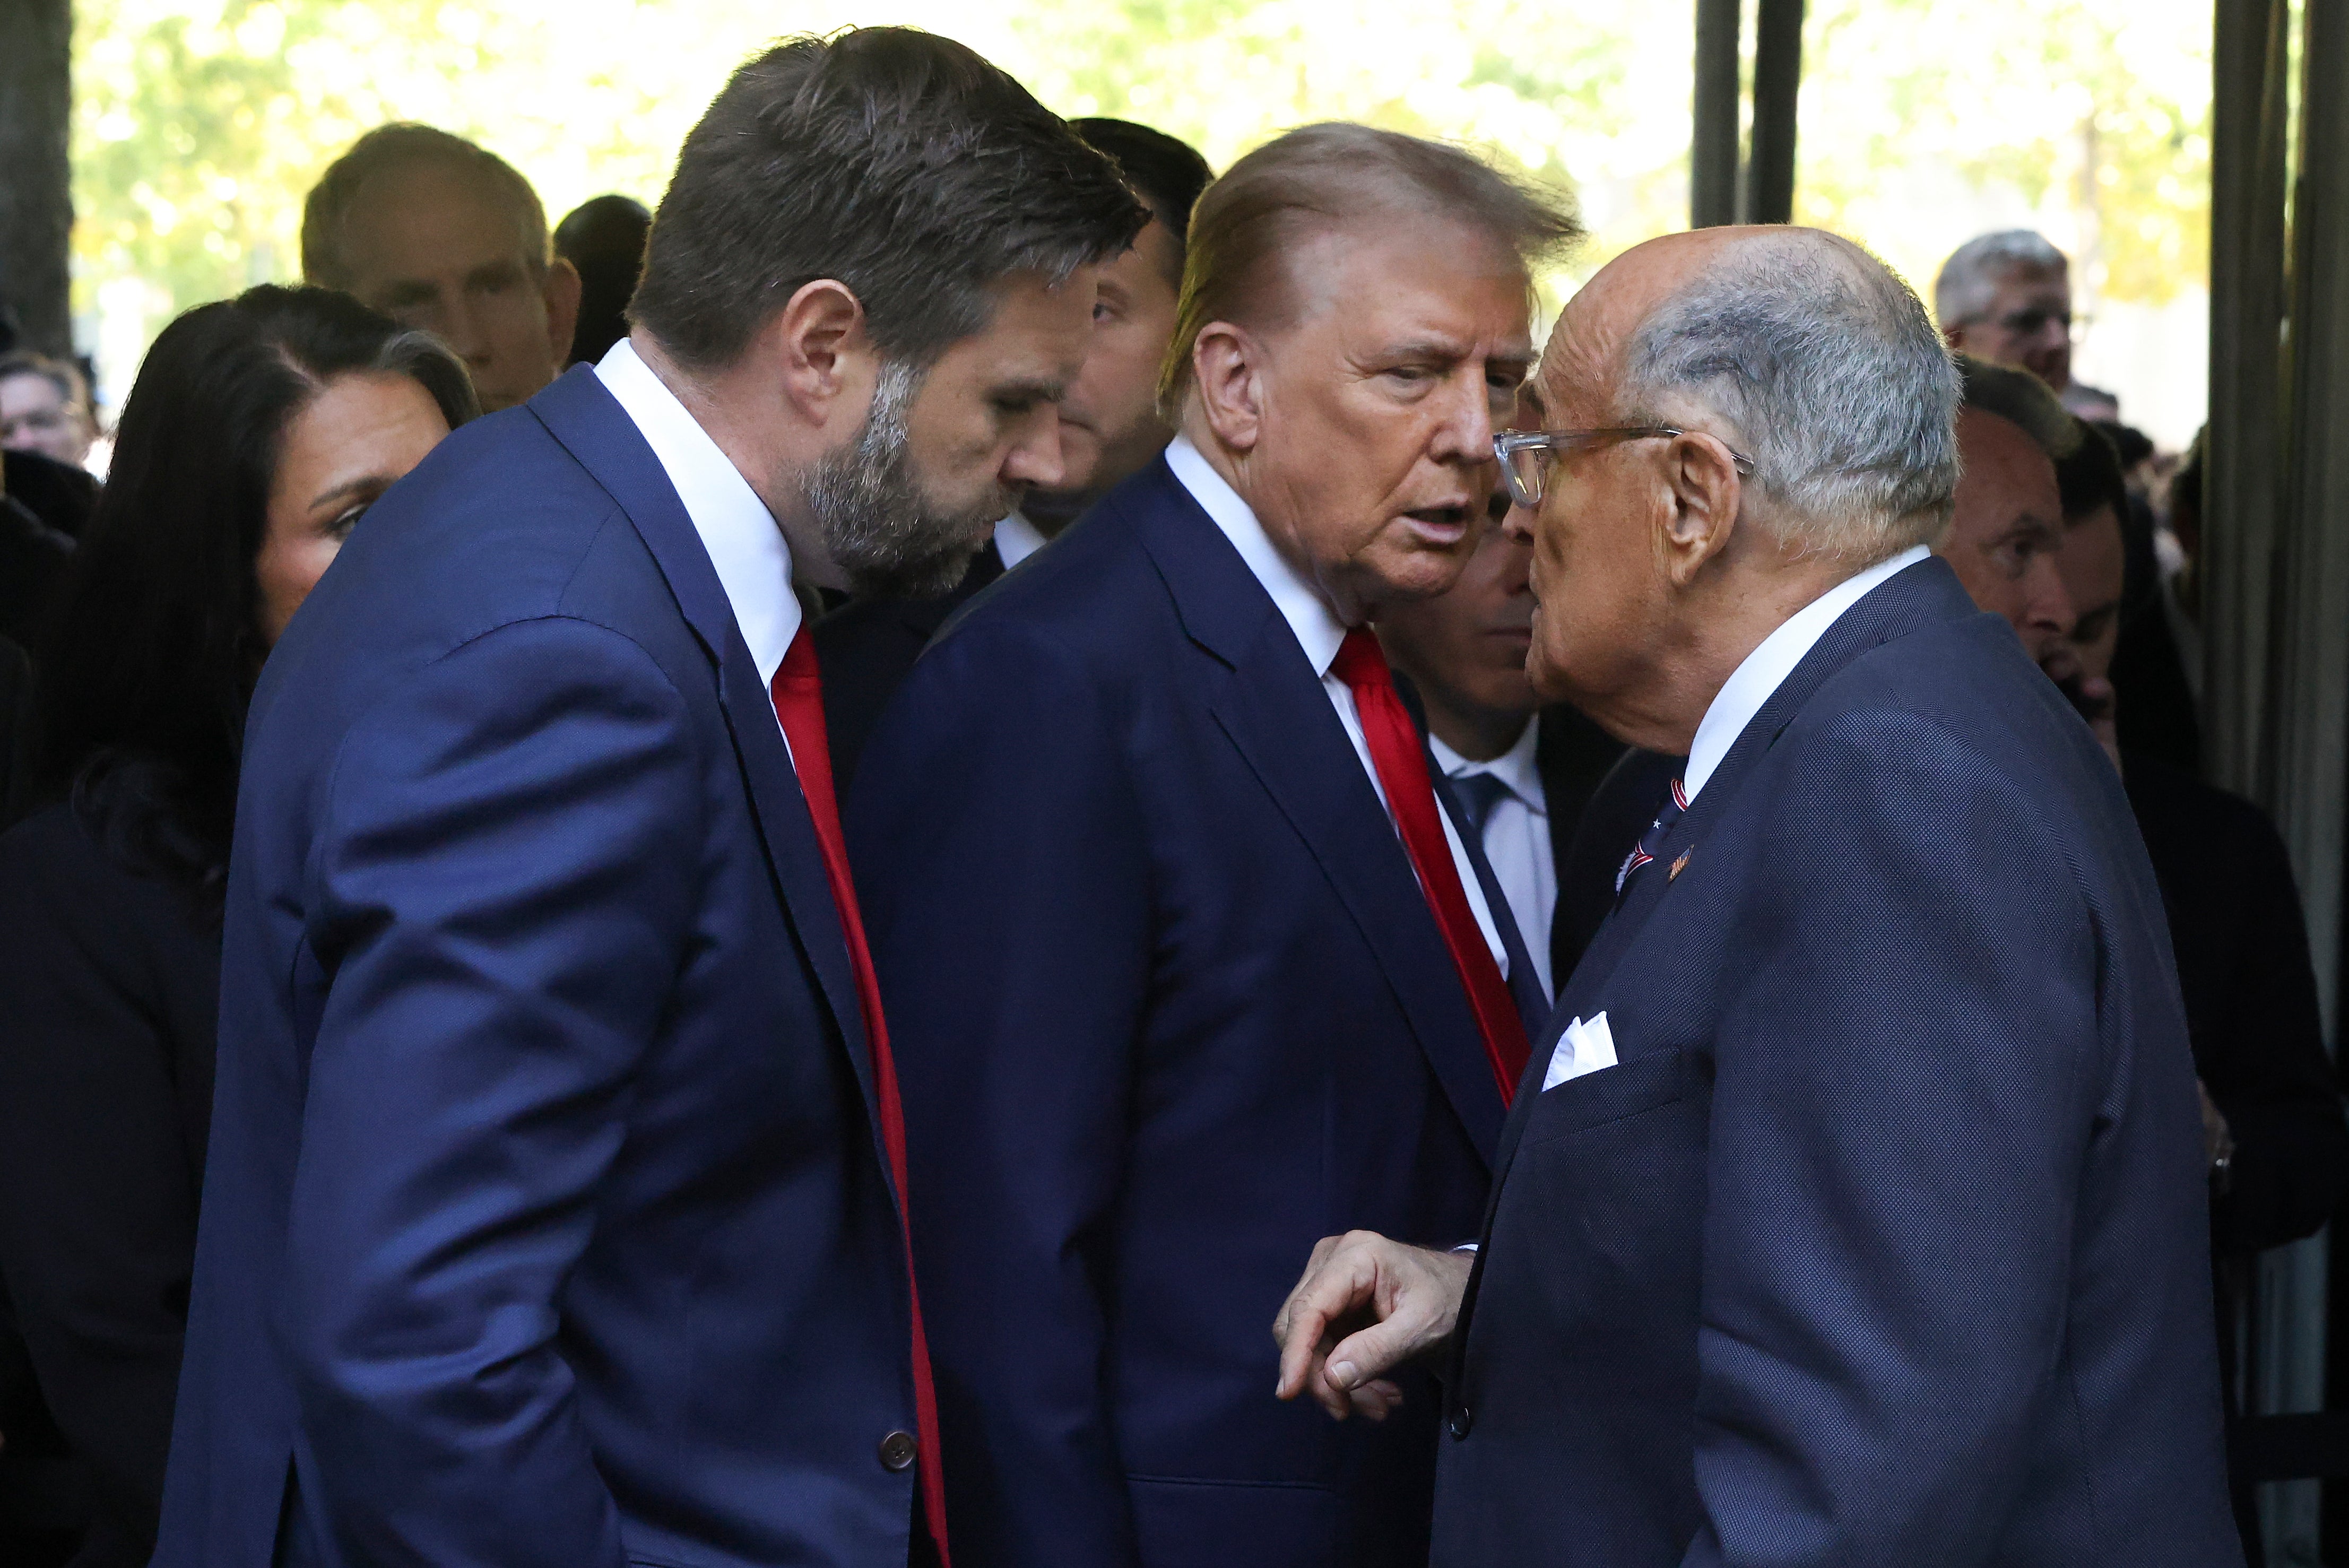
[1683,544,1929,801]
[595,339,800,685]
[1429,715,1545,815]
[1165,432,1350,675]
[993,509,1048,571]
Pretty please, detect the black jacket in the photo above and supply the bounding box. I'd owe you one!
[0,802,220,1568]
[1531,704,1625,983]
[815,540,1005,789]
[2122,755,2347,1252]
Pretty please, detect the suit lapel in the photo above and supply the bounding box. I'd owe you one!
[1131,462,1510,1164]
[1450,553,1981,1373]
[1499,557,1965,1177]
[527,368,884,1126]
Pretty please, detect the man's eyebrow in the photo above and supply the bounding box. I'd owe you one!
[377,278,440,306]
[1993,513,2065,547]
[466,258,526,289]
[992,376,1067,403]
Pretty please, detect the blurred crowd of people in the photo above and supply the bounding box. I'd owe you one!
[0,23,2338,1568]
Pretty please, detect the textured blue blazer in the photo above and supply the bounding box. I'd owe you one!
[1434,558,2241,1566]
[846,454,1540,1568]
[154,367,929,1568]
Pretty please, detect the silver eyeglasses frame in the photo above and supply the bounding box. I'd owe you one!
[1493,426,1759,510]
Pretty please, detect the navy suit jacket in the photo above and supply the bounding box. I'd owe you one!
[155,367,929,1568]
[846,455,1539,1568]
[1434,558,2240,1566]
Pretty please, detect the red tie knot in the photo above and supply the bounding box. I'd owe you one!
[774,624,819,689]
[1330,626,1391,693]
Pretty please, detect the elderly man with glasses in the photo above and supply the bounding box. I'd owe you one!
[1934,229,2120,420]
[1276,225,2239,1568]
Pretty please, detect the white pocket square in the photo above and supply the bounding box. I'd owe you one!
[1541,1010,1618,1091]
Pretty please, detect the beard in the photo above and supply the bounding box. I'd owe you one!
[802,359,1011,600]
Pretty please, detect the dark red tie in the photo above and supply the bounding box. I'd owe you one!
[1331,628,1532,1105]
[770,627,951,1566]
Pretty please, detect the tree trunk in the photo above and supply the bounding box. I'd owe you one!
[0,0,74,356]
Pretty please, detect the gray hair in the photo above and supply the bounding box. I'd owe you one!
[1933,229,2068,327]
[1615,230,1961,560]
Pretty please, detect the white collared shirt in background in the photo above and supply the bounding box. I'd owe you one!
[595,341,800,726]
[993,509,1049,570]
[1682,544,1929,801]
[1431,718,1554,999]
[1165,434,1509,975]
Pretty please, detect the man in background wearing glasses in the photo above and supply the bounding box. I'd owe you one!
[1276,224,2238,1567]
[1934,228,2121,421]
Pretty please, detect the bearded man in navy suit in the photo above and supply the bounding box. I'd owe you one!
[847,125,1578,1567]
[154,31,1144,1568]
[1275,226,2240,1566]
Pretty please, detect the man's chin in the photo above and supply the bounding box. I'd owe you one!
[844,536,986,601]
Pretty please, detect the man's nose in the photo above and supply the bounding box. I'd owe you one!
[1431,374,1499,465]
[2029,557,2079,640]
[439,297,493,367]
[1001,417,1068,492]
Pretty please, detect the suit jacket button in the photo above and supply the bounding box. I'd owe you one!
[1449,1405,1472,1440]
[879,1430,918,1472]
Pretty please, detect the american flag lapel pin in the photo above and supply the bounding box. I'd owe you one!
[1668,849,1693,881]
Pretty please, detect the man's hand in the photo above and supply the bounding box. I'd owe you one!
[1272,1231,1472,1423]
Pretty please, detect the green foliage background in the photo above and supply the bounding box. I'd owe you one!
[71,0,2212,382]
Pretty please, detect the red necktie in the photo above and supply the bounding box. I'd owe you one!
[1330,628,1532,1105]
[770,627,951,1566]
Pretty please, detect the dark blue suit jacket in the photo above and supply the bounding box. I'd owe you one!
[847,455,1539,1568]
[154,367,929,1568]
[1434,558,2241,1566]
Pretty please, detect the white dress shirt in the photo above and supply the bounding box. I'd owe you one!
[1164,434,1508,974]
[1682,544,1931,802]
[596,340,800,737]
[1432,718,1554,999]
[993,509,1049,570]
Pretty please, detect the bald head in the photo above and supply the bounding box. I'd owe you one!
[1510,226,1959,751]
[1536,226,1960,562]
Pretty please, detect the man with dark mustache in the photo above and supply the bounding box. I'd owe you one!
[848,124,1577,1568]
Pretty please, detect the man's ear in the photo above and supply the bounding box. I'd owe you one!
[542,258,583,364]
[1191,322,1267,454]
[761,279,875,429]
[1657,431,1743,587]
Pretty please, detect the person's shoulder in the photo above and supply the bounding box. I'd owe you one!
[931,491,1177,668]
[335,403,632,613]
[0,796,205,958]
[2123,754,2283,869]
[261,406,676,715]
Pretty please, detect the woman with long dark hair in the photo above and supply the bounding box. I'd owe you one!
[0,285,474,1568]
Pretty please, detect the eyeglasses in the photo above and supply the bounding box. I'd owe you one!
[1990,305,2085,342]
[1493,426,1758,511]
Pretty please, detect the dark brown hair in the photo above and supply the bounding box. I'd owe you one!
[1157,123,1582,413]
[1069,118,1213,287]
[631,27,1149,374]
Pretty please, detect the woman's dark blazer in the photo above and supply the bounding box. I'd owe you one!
[0,800,218,1568]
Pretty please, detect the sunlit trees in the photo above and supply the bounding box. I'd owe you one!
[71,0,2213,435]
